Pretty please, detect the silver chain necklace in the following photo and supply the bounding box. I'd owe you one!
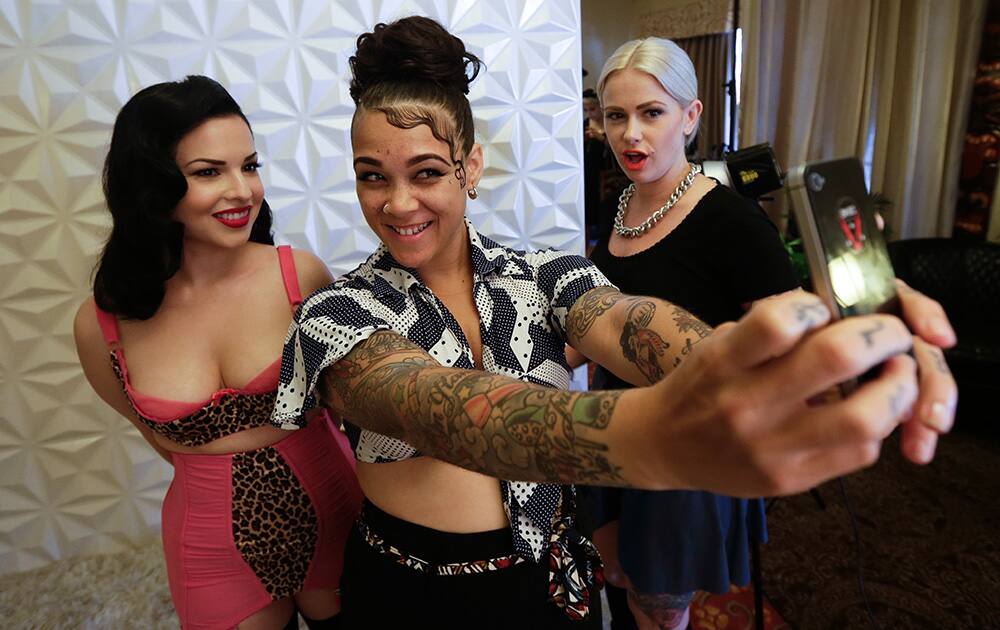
[613,163,702,238]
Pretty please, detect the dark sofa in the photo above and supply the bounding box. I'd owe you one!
[888,238,1000,434]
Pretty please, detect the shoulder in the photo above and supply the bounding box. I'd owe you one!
[520,248,602,289]
[697,184,781,237]
[288,247,335,295]
[73,297,108,366]
[521,247,614,307]
[703,183,771,219]
[522,247,595,272]
[297,257,395,321]
[74,296,100,340]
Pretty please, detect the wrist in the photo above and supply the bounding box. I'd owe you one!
[607,386,679,490]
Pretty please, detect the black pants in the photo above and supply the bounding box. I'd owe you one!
[339,501,601,629]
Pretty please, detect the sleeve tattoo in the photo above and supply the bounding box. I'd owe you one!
[620,300,669,383]
[566,287,713,384]
[321,331,626,485]
[565,286,620,339]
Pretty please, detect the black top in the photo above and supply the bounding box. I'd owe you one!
[591,183,800,391]
[584,182,801,595]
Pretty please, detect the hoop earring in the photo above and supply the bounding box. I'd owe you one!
[382,202,390,214]
[467,186,478,200]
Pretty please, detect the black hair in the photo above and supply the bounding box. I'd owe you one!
[93,75,273,320]
[348,16,483,162]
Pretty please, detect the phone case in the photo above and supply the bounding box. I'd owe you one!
[786,158,899,320]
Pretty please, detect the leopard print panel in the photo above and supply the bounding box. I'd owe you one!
[109,351,274,447]
[231,446,318,598]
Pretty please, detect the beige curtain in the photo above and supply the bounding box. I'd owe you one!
[633,0,733,39]
[675,33,734,159]
[740,0,985,238]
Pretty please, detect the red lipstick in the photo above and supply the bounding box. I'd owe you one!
[213,206,252,228]
[622,151,648,172]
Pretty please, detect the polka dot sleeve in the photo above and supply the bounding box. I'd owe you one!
[530,250,616,341]
[271,283,393,428]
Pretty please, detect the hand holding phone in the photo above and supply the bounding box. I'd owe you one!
[786,157,901,392]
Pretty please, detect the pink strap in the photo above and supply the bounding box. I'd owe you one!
[277,245,302,307]
[94,304,121,347]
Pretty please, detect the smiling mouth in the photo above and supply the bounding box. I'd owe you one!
[215,209,249,220]
[388,221,432,236]
[212,206,252,227]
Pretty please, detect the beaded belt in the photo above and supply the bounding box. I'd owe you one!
[356,508,526,575]
[357,496,604,620]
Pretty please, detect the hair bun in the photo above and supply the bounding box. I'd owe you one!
[349,16,482,104]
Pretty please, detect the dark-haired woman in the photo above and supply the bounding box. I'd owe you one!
[269,16,957,630]
[74,76,362,630]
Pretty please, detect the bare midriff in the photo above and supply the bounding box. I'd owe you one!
[357,458,510,532]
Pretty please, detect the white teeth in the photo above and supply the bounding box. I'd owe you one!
[216,210,249,220]
[391,221,431,236]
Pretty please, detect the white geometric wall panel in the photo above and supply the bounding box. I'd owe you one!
[0,0,585,576]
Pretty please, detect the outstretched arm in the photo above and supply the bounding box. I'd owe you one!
[313,289,938,496]
[566,283,958,467]
[318,330,635,486]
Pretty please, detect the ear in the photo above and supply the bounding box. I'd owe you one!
[465,143,485,189]
[684,99,703,136]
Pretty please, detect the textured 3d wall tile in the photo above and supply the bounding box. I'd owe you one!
[0,0,584,575]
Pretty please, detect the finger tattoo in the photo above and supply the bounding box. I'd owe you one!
[793,300,828,329]
[925,345,951,375]
[860,320,886,348]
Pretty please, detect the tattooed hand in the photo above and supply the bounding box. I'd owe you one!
[892,280,958,465]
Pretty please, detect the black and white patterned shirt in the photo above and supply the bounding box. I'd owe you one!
[272,219,613,561]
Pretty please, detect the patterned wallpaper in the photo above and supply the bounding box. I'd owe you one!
[0,0,585,575]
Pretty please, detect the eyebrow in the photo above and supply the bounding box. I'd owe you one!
[603,100,667,110]
[185,152,258,167]
[353,153,453,168]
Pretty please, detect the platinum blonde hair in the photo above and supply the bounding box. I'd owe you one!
[597,37,700,146]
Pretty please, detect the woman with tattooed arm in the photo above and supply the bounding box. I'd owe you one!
[270,17,957,629]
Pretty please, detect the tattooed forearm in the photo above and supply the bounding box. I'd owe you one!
[565,286,621,340]
[671,306,711,368]
[566,288,715,385]
[321,331,433,408]
[321,331,626,485]
[395,368,624,484]
[671,306,712,340]
[619,300,669,383]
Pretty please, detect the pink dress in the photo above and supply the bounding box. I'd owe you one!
[95,246,362,629]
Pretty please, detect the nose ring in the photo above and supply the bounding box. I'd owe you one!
[382,202,390,214]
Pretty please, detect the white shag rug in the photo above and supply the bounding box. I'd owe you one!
[0,540,178,629]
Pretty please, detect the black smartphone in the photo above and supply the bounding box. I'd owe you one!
[786,158,900,389]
